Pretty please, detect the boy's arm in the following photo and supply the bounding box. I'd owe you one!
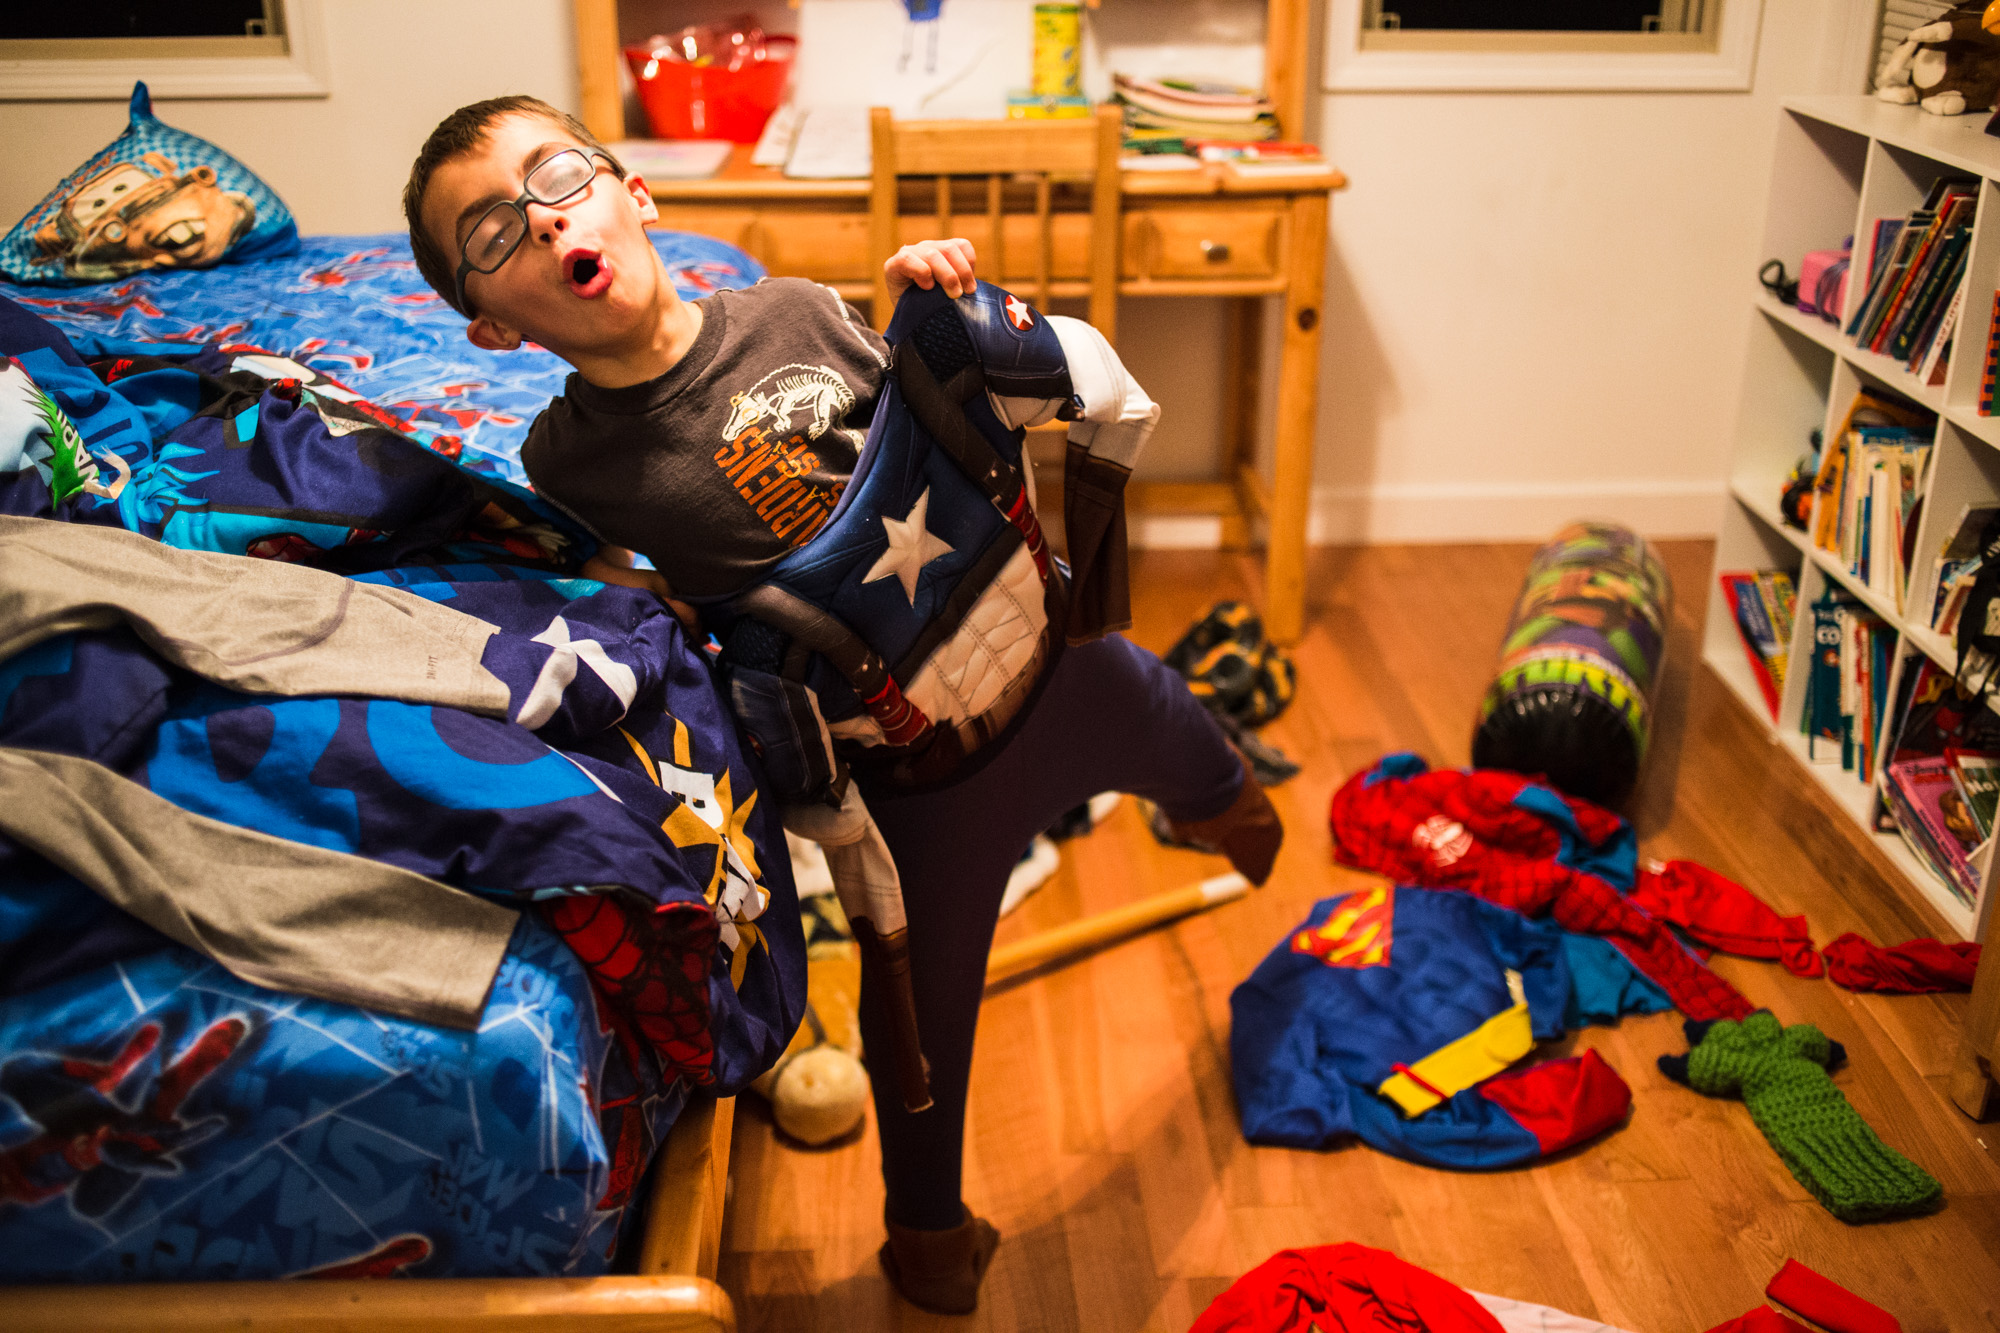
[581,545,700,631]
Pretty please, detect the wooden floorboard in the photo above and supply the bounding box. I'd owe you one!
[717,542,2000,1333]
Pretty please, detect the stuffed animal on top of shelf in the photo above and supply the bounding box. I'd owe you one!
[1875,2,2000,116]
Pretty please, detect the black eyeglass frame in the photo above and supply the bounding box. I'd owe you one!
[453,148,619,316]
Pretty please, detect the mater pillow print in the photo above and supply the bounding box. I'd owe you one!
[1,82,298,286]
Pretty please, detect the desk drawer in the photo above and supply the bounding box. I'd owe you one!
[660,200,1292,290]
[654,205,874,283]
[1128,206,1284,281]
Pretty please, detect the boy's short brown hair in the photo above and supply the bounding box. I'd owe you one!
[402,95,624,316]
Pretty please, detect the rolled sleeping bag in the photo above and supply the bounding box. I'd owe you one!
[1471,521,1672,808]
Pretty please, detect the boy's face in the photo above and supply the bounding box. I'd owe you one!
[422,113,665,359]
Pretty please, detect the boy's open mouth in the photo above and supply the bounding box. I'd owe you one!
[564,249,612,299]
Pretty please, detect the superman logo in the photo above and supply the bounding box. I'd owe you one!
[1291,885,1393,968]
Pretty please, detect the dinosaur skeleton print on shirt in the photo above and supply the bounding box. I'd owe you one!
[713,361,856,545]
[522,278,888,598]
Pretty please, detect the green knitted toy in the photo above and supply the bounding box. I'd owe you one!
[1660,1012,1941,1223]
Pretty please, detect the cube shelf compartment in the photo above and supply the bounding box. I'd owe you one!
[1714,96,2000,942]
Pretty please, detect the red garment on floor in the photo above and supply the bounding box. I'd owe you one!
[1765,1259,1902,1333]
[1190,1242,1505,1333]
[1329,758,1754,1022]
[1703,1308,1811,1333]
[1477,1050,1632,1155]
[1821,933,1981,993]
[1629,860,1822,978]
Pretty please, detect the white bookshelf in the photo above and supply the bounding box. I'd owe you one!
[1714,96,2000,943]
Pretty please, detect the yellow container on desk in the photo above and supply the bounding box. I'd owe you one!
[1007,91,1091,119]
[1032,3,1082,98]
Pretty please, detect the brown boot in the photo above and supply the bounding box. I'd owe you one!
[1165,752,1284,885]
[879,1208,1001,1315]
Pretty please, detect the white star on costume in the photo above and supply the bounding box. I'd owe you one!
[1004,294,1033,329]
[864,486,954,605]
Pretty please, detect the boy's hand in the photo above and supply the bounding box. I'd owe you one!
[885,238,976,301]
[581,548,700,633]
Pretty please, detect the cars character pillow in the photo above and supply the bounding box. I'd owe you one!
[1,82,298,285]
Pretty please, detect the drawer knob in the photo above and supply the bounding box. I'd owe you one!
[1199,239,1231,263]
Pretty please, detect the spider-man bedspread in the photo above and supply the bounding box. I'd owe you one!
[4,228,761,487]
[0,235,803,1284]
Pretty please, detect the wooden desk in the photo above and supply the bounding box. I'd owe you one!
[645,147,1341,645]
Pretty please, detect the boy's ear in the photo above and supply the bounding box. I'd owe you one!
[466,314,522,353]
[624,172,660,225]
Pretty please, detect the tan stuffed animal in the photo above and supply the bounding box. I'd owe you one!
[747,836,871,1146]
[1877,2,2000,115]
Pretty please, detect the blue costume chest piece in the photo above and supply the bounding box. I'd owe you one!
[712,281,1076,794]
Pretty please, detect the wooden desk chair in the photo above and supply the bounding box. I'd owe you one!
[866,105,1122,340]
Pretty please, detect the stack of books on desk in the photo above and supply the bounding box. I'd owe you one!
[1191,139,1334,178]
[1113,73,1276,154]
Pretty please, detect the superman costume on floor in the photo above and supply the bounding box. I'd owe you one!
[1231,885,1647,1167]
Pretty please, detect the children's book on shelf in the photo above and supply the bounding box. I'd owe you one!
[1947,746,2000,841]
[1847,179,1977,370]
[1720,569,1795,720]
[1917,283,1962,386]
[1800,589,1891,780]
[1983,291,2000,417]
[1809,387,1935,612]
[1876,655,2000,912]
[1883,755,1984,907]
[1929,503,2000,635]
[1886,656,2000,766]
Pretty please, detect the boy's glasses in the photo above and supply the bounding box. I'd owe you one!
[454,148,615,315]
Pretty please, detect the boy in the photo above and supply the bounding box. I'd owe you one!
[406,96,1280,1314]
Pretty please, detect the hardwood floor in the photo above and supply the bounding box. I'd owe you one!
[716,542,2000,1333]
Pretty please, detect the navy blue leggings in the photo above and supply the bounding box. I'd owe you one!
[856,632,1244,1230]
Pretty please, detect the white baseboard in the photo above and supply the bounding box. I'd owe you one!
[1129,480,1725,549]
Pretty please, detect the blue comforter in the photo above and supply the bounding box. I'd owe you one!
[0,232,799,1283]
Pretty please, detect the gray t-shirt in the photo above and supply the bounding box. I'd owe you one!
[521,277,891,599]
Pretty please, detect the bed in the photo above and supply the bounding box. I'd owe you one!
[2,228,780,1331]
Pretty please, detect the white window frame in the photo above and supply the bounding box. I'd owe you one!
[0,0,329,100]
[1324,0,1766,92]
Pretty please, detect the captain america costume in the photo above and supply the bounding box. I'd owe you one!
[694,279,1279,1232]
[705,278,1151,789]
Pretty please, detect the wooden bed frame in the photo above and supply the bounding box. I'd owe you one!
[10,1096,739,1331]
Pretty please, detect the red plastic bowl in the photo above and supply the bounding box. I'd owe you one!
[624,34,795,142]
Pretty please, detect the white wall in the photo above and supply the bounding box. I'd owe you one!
[0,0,581,236]
[1304,0,1868,542]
